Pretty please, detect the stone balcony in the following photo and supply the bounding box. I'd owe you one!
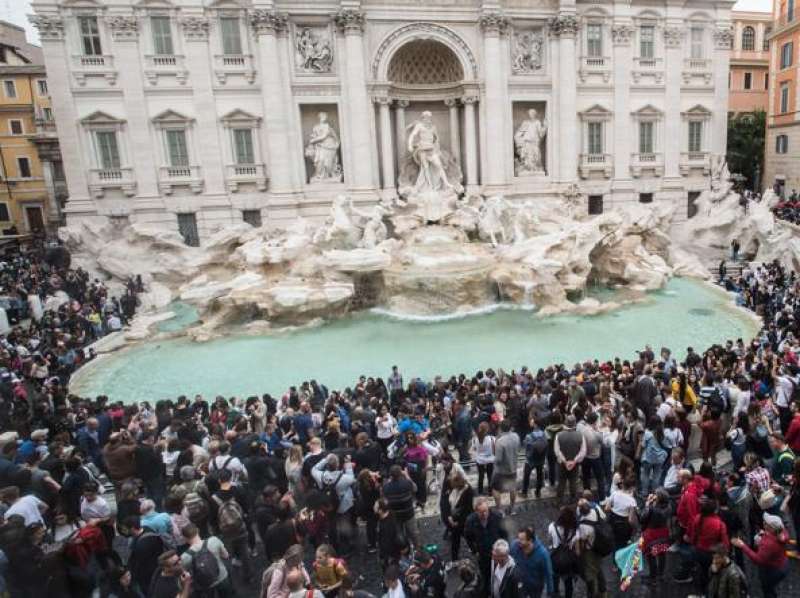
[630,152,664,177]
[682,58,713,85]
[225,163,268,192]
[71,54,117,86]
[89,167,136,198]
[144,54,188,85]
[578,56,611,83]
[632,56,664,84]
[213,54,256,85]
[679,151,711,176]
[578,153,613,179]
[158,165,204,195]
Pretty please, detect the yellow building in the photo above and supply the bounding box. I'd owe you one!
[0,20,63,237]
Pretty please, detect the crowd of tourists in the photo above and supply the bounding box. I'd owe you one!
[771,188,800,226]
[0,246,800,598]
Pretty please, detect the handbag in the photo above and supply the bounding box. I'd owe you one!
[550,527,579,575]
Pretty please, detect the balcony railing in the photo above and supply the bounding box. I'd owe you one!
[583,56,609,68]
[634,56,662,69]
[226,163,267,192]
[680,151,710,175]
[72,54,114,69]
[213,54,256,84]
[158,165,203,194]
[88,167,136,197]
[144,55,188,85]
[579,153,613,178]
[630,153,664,177]
[684,58,711,70]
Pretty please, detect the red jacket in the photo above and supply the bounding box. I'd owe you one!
[786,414,800,453]
[677,477,707,530]
[740,530,788,570]
[687,513,729,552]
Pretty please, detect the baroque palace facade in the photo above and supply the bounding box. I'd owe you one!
[31,0,735,243]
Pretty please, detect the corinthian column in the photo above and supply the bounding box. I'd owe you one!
[479,12,510,190]
[251,11,294,194]
[462,96,479,192]
[395,100,409,165]
[549,14,579,184]
[375,97,395,197]
[334,10,376,192]
[444,98,462,173]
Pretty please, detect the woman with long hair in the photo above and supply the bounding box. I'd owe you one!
[441,469,474,560]
[640,416,668,495]
[547,505,579,598]
[285,444,304,496]
[640,489,672,584]
[470,421,495,495]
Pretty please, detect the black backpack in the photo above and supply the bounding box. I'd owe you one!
[550,527,579,575]
[321,471,344,511]
[582,509,614,557]
[189,539,221,591]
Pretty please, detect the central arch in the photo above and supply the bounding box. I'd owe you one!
[371,22,478,83]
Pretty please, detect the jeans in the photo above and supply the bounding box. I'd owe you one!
[522,461,545,495]
[759,564,788,598]
[477,462,494,495]
[581,457,607,501]
[557,464,579,500]
[640,460,663,496]
[554,574,574,598]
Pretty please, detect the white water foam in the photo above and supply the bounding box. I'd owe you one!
[370,302,537,322]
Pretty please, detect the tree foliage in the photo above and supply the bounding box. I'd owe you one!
[726,110,766,190]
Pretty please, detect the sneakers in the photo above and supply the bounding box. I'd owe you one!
[367,545,377,554]
[673,575,693,584]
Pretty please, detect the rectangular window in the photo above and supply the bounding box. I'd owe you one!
[220,17,243,55]
[3,80,16,98]
[151,17,174,55]
[639,121,654,154]
[17,157,31,178]
[744,72,752,89]
[233,129,255,164]
[177,213,200,247]
[0,203,9,221]
[764,28,772,51]
[79,16,103,56]
[587,122,603,155]
[95,131,121,169]
[639,193,654,204]
[688,191,701,219]
[790,0,796,22]
[776,134,789,153]
[688,121,703,153]
[9,120,23,135]
[52,161,65,182]
[587,24,603,57]
[640,25,655,59]
[690,27,704,59]
[781,83,790,113]
[0,47,6,64]
[37,80,48,95]
[43,107,53,121]
[588,195,603,215]
[165,129,189,167]
[781,42,794,68]
[765,73,770,89]
[242,209,262,227]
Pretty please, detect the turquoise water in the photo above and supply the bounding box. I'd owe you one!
[157,302,200,333]
[72,278,759,403]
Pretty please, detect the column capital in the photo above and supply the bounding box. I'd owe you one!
[180,16,210,42]
[713,26,734,49]
[444,98,460,108]
[548,15,579,38]
[29,15,65,42]
[373,96,392,106]
[395,99,410,109]
[333,9,366,35]
[107,15,139,42]
[479,12,510,36]
[462,95,479,105]
[250,10,289,37]
[663,26,683,49]
[611,24,635,46]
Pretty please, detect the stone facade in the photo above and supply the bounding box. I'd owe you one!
[31,0,734,242]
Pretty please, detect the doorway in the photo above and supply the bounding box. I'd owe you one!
[25,206,45,234]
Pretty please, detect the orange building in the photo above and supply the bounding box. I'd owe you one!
[730,9,772,114]
[764,0,800,192]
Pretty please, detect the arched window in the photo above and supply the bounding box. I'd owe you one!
[764,27,772,50]
[742,26,755,51]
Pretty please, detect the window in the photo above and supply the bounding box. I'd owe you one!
[764,27,772,50]
[588,195,603,215]
[17,157,31,178]
[765,73,770,90]
[0,47,6,64]
[587,122,603,155]
[43,107,53,121]
[3,80,16,98]
[776,134,789,153]
[165,129,189,167]
[640,25,655,58]
[242,210,262,227]
[9,120,23,135]
[177,213,199,247]
[0,204,9,221]
[690,27,704,59]
[220,17,242,55]
[781,83,790,113]
[744,72,752,90]
[688,191,700,219]
[95,131,121,169]
[36,80,48,96]
[639,193,653,204]
[151,17,174,55]
[639,121,654,154]
[742,26,755,51]
[587,24,603,57]
[52,161,65,182]
[688,121,703,152]
[79,16,102,56]
[233,129,254,164]
[781,42,793,69]
[790,0,796,22]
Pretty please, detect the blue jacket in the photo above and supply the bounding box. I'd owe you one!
[510,538,554,595]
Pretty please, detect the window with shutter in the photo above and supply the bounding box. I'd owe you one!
[166,130,189,167]
[233,129,254,164]
[587,122,603,155]
[96,131,121,169]
[640,26,655,58]
[587,24,603,57]
[690,27,704,58]
[151,17,174,55]
[639,122,654,154]
[220,18,243,55]
[688,121,702,152]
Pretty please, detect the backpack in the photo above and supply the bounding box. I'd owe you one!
[702,386,725,414]
[582,508,614,557]
[320,471,344,512]
[139,529,176,553]
[525,430,548,462]
[184,482,210,522]
[188,539,221,591]
[212,495,246,538]
[550,527,579,575]
[261,560,286,598]
[207,456,235,486]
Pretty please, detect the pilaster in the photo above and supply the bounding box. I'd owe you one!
[550,14,579,185]
[662,23,684,185]
[479,11,510,191]
[611,23,635,198]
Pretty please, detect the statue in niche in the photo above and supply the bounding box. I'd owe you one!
[296,28,333,73]
[305,112,342,183]
[407,111,456,195]
[514,108,548,176]
[512,31,544,74]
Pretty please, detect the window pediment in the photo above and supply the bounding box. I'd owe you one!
[220,109,261,127]
[682,104,712,119]
[80,111,126,126]
[152,109,194,127]
[580,104,612,121]
[631,104,663,120]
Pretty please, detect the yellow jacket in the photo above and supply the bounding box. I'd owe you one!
[671,378,698,408]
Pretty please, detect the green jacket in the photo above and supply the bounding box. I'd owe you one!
[707,560,746,598]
